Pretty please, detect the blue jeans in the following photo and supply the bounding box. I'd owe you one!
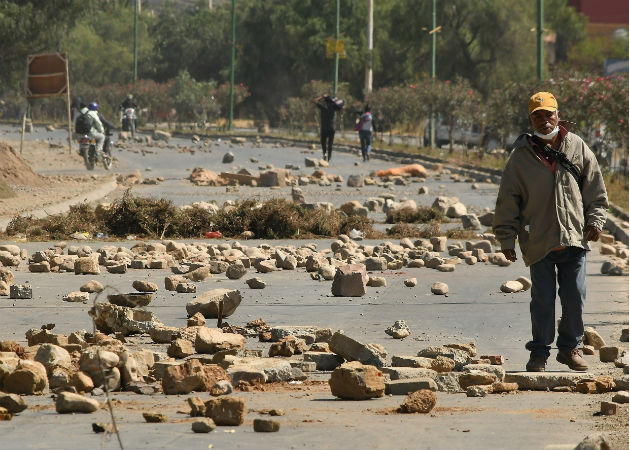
[526,246,587,358]
[359,130,372,160]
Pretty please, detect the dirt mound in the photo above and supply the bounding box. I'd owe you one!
[0,179,16,199]
[0,141,46,187]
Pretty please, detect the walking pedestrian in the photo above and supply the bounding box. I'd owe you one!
[492,91,608,372]
[355,105,376,161]
[313,94,344,161]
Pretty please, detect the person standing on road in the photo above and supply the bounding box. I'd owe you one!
[313,94,343,162]
[492,92,608,373]
[355,104,376,161]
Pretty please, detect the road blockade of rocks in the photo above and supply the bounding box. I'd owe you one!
[0,230,627,440]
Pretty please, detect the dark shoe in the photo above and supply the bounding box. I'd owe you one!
[367,154,370,160]
[526,354,547,372]
[556,347,588,371]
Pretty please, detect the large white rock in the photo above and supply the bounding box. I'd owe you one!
[186,289,242,318]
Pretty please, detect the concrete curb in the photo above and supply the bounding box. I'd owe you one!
[0,179,118,233]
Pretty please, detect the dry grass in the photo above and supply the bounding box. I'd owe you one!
[2,195,375,240]
[386,206,445,224]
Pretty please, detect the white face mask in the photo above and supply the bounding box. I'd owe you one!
[533,126,559,140]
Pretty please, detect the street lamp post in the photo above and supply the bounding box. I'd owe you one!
[133,0,138,83]
[537,0,544,80]
[333,0,340,96]
[228,0,236,131]
[430,0,437,148]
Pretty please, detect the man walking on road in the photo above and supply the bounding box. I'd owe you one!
[493,92,608,372]
[313,94,343,162]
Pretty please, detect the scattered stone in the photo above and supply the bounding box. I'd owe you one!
[430,282,448,295]
[162,359,229,395]
[132,280,158,292]
[74,257,100,275]
[583,345,595,355]
[303,352,345,371]
[204,396,246,426]
[404,278,417,287]
[347,175,364,187]
[367,276,386,287]
[192,418,216,433]
[143,412,168,423]
[55,392,100,414]
[0,393,27,414]
[9,285,32,299]
[573,433,611,450]
[222,152,235,163]
[500,281,524,293]
[431,356,456,373]
[599,346,622,362]
[385,320,411,339]
[466,385,490,397]
[187,396,206,417]
[584,327,606,349]
[600,401,618,415]
[253,418,281,432]
[329,331,388,367]
[458,371,497,389]
[63,291,89,303]
[246,277,266,289]
[108,292,153,308]
[504,372,593,390]
[195,327,246,353]
[187,312,206,327]
[491,382,519,393]
[3,360,48,395]
[186,289,242,318]
[398,390,437,413]
[226,263,247,280]
[515,276,532,290]
[167,338,195,359]
[269,336,307,357]
[329,361,385,400]
[479,355,505,365]
[460,214,482,230]
[331,264,368,297]
[612,391,629,403]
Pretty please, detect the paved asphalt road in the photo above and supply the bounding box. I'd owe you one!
[0,124,627,450]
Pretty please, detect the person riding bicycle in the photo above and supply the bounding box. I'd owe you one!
[75,102,105,155]
[120,94,139,130]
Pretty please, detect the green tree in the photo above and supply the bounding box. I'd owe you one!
[64,3,155,86]
[0,0,86,90]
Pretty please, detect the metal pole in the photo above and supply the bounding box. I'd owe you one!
[65,55,72,154]
[228,0,236,131]
[333,0,340,96]
[537,0,544,80]
[364,0,373,98]
[430,0,436,148]
[133,0,138,83]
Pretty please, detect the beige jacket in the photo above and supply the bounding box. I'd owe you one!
[493,130,608,266]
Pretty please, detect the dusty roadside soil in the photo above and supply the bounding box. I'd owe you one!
[0,139,114,218]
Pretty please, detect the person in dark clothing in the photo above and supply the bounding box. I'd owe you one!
[313,94,343,161]
[71,96,84,121]
[120,94,139,130]
[120,94,138,110]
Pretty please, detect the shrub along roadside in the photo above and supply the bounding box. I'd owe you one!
[2,195,376,241]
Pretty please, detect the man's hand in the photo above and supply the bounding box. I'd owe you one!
[585,225,601,242]
[501,249,517,262]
